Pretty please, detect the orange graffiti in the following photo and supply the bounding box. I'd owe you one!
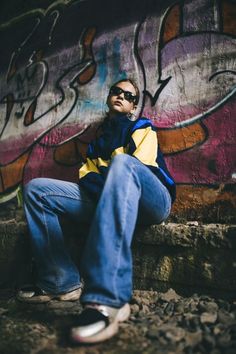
[24,100,37,126]
[162,4,180,46]
[78,65,96,85]
[54,139,88,166]
[77,27,96,85]
[0,152,30,193]
[172,184,236,222]
[157,123,206,155]
[223,0,236,35]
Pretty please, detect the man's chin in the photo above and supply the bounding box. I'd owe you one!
[111,107,124,115]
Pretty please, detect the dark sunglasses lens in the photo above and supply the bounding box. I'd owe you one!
[124,92,134,102]
[110,87,122,95]
[110,86,137,103]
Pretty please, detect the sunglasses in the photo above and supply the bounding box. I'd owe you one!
[109,86,138,103]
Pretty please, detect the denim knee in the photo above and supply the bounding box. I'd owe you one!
[111,154,135,170]
[23,178,48,203]
[110,154,141,178]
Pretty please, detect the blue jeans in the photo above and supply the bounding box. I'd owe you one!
[23,154,171,307]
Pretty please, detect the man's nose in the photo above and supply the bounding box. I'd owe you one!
[117,92,124,100]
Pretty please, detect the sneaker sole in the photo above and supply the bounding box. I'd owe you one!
[71,303,130,344]
[17,288,82,303]
[57,288,82,301]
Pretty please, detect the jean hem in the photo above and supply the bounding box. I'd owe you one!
[37,282,82,295]
[80,294,130,308]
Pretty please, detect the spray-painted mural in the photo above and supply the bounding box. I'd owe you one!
[0,0,235,220]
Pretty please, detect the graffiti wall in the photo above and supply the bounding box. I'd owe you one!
[0,0,235,221]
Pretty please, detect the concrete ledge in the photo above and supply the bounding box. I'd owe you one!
[0,219,235,296]
[0,220,30,288]
[135,222,236,248]
[133,223,236,297]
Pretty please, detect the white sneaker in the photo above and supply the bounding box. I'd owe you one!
[71,303,130,343]
[17,285,82,303]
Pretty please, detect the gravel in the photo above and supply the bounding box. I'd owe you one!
[0,288,235,354]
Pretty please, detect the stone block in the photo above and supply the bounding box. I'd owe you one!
[0,218,235,297]
[0,220,30,288]
[132,223,236,297]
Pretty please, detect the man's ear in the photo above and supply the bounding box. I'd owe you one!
[130,106,137,114]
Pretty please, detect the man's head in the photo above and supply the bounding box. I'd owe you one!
[107,79,139,117]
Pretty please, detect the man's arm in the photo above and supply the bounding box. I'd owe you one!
[128,124,158,167]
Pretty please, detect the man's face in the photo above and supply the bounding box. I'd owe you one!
[107,81,137,116]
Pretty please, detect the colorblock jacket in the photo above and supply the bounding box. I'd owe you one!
[79,115,176,202]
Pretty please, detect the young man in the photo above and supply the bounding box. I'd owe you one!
[17,79,175,343]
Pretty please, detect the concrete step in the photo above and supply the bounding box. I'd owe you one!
[132,222,236,298]
[0,218,235,297]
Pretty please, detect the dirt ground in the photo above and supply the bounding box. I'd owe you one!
[0,288,235,354]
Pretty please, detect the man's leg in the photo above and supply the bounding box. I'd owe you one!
[71,154,171,343]
[23,177,96,294]
[80,154,171,307]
